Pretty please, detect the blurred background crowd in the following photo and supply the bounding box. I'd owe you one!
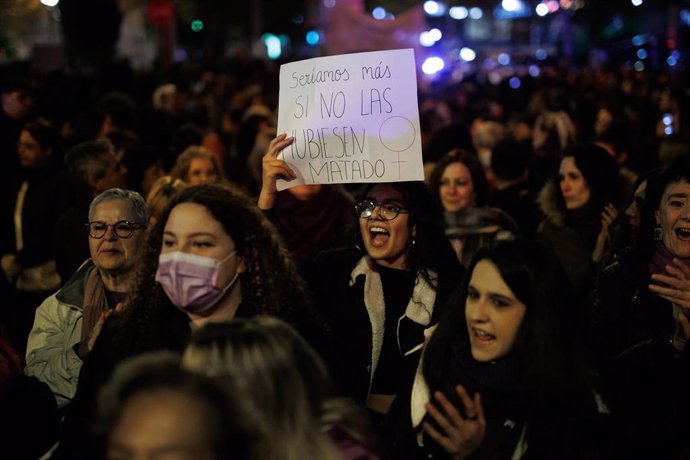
[1,0,690,459]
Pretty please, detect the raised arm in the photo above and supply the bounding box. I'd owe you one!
[258,134,297,210]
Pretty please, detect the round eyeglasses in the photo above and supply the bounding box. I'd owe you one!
[355,199,409,221]
[85,220,146,239]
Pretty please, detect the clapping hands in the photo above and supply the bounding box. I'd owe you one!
[649,258,690,312]
[592,203,618,263]
[423,385,486,460]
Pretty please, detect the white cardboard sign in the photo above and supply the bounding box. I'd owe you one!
[276,48,423,190]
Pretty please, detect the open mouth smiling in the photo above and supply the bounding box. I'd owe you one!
[675,227,690,240]
[368,226,390,247]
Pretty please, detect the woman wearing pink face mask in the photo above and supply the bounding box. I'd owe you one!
[56,184,321,459]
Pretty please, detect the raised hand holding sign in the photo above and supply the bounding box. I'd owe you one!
[276,49,424,190]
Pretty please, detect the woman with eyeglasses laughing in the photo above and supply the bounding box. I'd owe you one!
[260,134,463,429]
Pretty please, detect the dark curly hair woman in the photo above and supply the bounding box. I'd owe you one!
[56,183,322,459]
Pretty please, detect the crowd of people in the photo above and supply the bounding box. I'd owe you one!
[1,54,689,459]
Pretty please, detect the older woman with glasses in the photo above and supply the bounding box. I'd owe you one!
[260,134,463,425]
[25,188,148,409]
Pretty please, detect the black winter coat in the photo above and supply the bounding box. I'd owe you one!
[591,247,675,361]
[308,248,462,405]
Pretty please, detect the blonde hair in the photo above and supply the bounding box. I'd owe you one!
[170,145,225,185]
[183,317,344,460]
[146,176,187,223]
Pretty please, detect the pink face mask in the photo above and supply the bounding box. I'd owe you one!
[155,250,239,314]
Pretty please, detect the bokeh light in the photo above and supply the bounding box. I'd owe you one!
[306,30,320,46]
[449,6,469,19]
[459,47,476,61]
[422,57,445,75]
[372,7,386,20]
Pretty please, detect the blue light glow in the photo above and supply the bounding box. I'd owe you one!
[372,7,386,20]
[264,35,282,59]
[306,30,320,46]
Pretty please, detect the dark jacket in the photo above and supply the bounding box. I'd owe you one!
[385,337,527,460]
[537,181,602,300]
[386,336,610,460]
[607,338,690,459]
[591,247,676,361]
[0,167,70,270]
[309,248,462,405]
[54,201,91,285]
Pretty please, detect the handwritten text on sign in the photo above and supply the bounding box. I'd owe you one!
[276,49,423,190]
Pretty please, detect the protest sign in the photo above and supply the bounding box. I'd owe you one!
[276,48,423,190]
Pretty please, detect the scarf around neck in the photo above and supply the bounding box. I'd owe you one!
[78,268,109,357]
[649,241,690,276]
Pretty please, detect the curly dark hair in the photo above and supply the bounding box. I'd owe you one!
[118,183,316,347]
[428,148,490,211]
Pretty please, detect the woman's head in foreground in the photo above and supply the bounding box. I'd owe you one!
[183,317,343,460]
[99,352,258,460]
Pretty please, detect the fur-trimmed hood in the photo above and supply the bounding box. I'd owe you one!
[538,180,567,227]
[538,170,635,228]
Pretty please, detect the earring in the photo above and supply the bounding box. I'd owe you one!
[354,232,364,251]
[654,227,662,241]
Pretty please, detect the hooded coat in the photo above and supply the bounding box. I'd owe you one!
[537,173,633,302]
